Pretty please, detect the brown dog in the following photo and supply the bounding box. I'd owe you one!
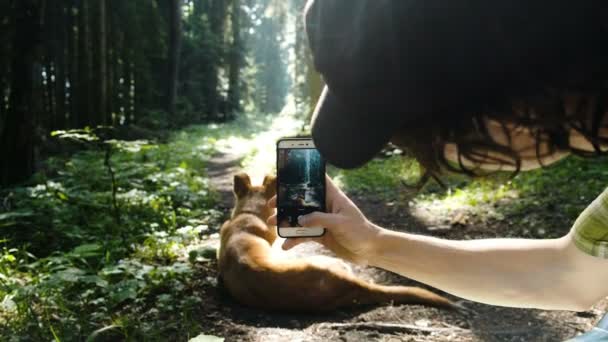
[217,173,457,312]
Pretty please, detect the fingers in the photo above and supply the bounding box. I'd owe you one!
[325,175,341,195]
[267,196,277,225]
[324,175,350,211]
[267,214,277,225]
[267,196,277,208]
[282,237,320,250]
[298,212,343,229]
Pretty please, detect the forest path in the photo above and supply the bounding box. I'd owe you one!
[206,151,242,210]
[204,111,303,209]
[198,113,607,342]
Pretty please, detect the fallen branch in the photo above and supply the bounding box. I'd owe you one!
[315,322,468,335]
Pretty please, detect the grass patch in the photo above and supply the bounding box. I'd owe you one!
[334,154,608,237]
[330,156,423,196]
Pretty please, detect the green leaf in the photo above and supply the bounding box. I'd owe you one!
[71,243,103,257]
[199,246,217,260]
[81,275,109,288]
[112,286,138,304]
[86,325,121,342]
[0,211,35,227]
[50,324,61,342]
[100,266,124,276]
[51,129,99,142]
[54,267,86,283]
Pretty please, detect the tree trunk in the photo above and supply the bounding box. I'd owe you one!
[167,0,182,116]
[208,0,228,120]
[78,0,92,127]
[69,0,79,127]
[41,0,53,124]
[129,59,135,123]
[227,0,242,119]
[0,0,41,186]
[98,0,107,125]
[121,45,130,125]
[53,4,67,129]
[0,1,10,124]
[107,3,114,126]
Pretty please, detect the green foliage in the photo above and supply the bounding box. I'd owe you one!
[335,154,608,237]
[0,127,223,340]
[330,154,423,196]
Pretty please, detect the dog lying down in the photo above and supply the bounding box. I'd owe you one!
[217,173,458,312]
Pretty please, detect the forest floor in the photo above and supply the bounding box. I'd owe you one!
[195,114,608,341]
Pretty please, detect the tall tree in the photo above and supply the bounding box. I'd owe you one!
[77,0,93,127]
[0,0,11,124]
[0,0,42,186]
[251,3,289,114]
[167,0,182,116]
[52,3,68,129]
[227,0,243,118]
[207,0,229,119]
[68,0,79,127]
[97,0,107,125]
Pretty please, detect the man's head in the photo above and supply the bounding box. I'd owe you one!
[306,0,608,175]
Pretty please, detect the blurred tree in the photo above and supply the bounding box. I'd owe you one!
[227,0,244,118]
[207,0,229,120]
[289,0,322,120]
[97,0,107,125]
[249,0,290,113]
[77,0,93,126]
[167,0,182,116]
[0,0,42,186]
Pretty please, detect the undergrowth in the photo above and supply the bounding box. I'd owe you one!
[0,126,225,341]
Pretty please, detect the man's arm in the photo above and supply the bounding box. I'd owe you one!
[369,228,608,310]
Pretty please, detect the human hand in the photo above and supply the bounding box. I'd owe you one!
[267,175,384,264]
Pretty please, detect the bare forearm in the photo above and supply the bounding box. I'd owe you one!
[367,227,584,310]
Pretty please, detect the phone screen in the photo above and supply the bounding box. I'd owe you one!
[277,143,325,230]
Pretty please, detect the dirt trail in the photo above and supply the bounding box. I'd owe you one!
[200,147,607,342]
[206,151,244,210]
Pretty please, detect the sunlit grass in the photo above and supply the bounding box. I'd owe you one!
[411,181,519,226]
[335,153,608,235]
[330,155,422,195]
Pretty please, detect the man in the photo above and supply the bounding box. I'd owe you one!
[269,1,608,340]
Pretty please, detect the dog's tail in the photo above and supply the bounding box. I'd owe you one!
[349,279,456,309]
[255,261,458,312]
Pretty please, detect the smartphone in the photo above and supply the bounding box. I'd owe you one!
[276,137,326,238]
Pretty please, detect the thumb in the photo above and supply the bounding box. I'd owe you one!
[298,212,343,229]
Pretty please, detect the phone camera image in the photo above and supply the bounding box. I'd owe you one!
[277,147,324,229]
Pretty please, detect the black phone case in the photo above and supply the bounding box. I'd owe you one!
[276,137,326,238]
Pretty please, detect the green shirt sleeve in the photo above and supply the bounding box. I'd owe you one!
[571,187,608,258]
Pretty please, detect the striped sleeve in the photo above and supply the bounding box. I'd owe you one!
[571,188,608,258]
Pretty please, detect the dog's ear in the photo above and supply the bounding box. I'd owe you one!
[262,175,276,198]
[234,173,251,197]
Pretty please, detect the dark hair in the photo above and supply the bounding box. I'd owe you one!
[389,1,608,178]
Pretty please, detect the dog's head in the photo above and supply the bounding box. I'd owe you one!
[232,172,276,222]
